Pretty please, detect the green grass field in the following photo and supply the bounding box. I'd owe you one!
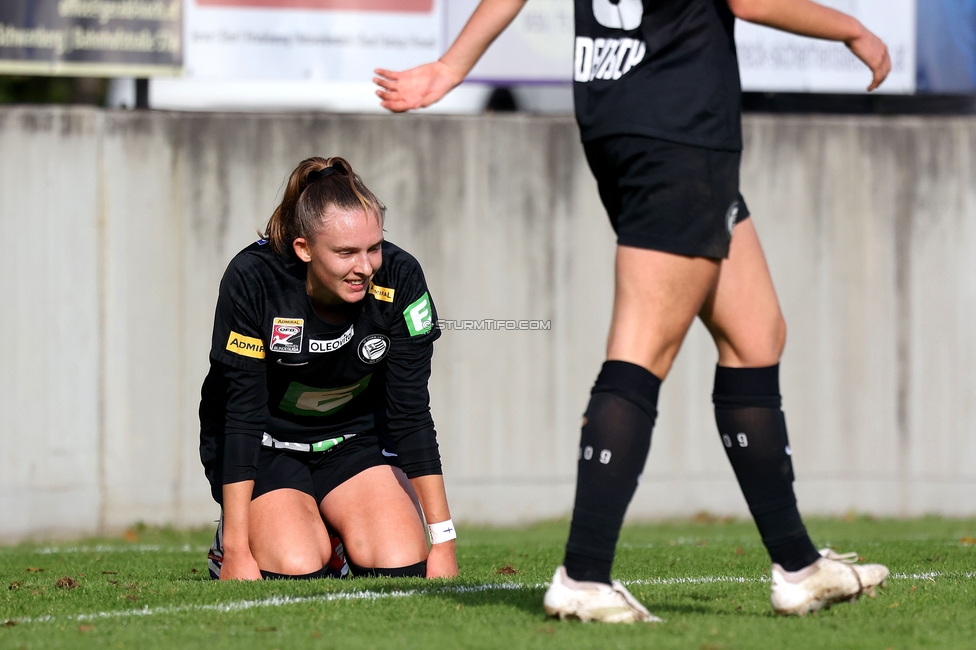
[2,516,975,649]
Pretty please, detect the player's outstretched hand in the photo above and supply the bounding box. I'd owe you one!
[846,28,890,92]
[425,540,459,578]
[220,550,263,581]
[374,62,464,113]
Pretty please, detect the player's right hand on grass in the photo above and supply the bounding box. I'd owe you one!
[846,27,891,91]
[219,549,263,581]
[374,62,464,113]
[425,540,459,579]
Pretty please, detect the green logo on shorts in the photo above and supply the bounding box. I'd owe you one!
[403,292,433,337]
[279,375,372,416]
[311,436,346,452]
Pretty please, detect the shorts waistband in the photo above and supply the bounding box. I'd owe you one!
[261,432,356,453]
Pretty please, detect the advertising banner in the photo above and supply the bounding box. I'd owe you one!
[916,0,976,92]
[737,0,917,93]
[0,0,182,77]
[182,0,442,81]
[448,0,573,84]
[451,0,917,93]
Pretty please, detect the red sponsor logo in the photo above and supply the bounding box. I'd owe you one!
[195,0,433,12]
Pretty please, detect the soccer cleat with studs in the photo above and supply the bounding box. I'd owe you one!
[207,513,224,580]
[543,566,663,624]
[770,548,888,616]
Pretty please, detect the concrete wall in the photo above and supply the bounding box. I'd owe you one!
[1,107,974,540]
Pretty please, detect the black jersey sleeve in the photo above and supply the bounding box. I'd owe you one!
[206,252,271,484]
[382,251,443,478]
[210,255,268,371]
[220,363,270,485]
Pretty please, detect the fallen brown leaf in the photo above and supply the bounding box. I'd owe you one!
[959,537,975,546]
[55,576,79,590]
[3,620,15,627]
[123,529,139,543]
[78,625,94,632]
[735,547,744,556]
[8,582,21,591]
[24,567,43,573]
[495,565,519,575]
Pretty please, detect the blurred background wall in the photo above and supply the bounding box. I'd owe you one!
[1,107,975,541]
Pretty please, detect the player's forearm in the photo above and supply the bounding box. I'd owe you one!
[728,0,864,43]
[439,0,528,79]
[409,474,452,526]
[221,480,255,553]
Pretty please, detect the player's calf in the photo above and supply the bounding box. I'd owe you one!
[712,365,822,572]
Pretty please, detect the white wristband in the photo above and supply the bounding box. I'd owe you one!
[427,519,456,545]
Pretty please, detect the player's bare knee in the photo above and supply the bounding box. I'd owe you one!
[274,551,325,576]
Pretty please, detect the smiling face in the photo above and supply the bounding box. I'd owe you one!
[292,208,384,307]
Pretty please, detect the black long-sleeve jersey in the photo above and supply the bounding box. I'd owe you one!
[199,239,442,492]
[574,0,742,151]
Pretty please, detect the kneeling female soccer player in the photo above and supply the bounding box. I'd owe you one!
[199,156,458,580]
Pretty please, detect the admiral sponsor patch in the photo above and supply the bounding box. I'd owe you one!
[271,317,304,354]
[403,292,433,337]
[226,331,265,359]
[358,334,390,364]
[309,324,355,353]
[368,282,395,303]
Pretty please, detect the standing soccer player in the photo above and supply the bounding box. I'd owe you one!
[375,0,891,621]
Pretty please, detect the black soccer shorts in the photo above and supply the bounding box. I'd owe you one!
[208,434,397,505]
[583,134,750,259]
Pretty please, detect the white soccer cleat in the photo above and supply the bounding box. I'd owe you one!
[543,566,663,624]
[207,513,224,580]
[770,549,888,616]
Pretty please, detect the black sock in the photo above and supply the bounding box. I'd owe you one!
[713,365,821,572]
[564,361,661,584]
[260,565,344,580]
[349,560,427,578]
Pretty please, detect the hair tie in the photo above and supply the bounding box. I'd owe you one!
[306,166,339,183]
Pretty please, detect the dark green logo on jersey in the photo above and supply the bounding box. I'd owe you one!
[278,375,372,416]
[403,292,433,336]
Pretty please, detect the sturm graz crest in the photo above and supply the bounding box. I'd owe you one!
[358,334,390,364]
[725,201,740,238]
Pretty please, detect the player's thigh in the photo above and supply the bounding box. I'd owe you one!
[319,465,428,569]
[608,245,719,378]
[585,135,737,378]
[698,218,786,367]
[248,488,333,575]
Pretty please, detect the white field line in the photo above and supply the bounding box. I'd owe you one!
[25,545,211,555]
[5,583,526,625]
[6,570,976,626]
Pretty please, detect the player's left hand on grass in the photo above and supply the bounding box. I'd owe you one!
[374,62,464,113]
[846,27,891,91]
[425,540,458,578]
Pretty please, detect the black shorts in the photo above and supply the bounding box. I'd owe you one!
[583,134,750,259]
[210,434,396,504]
